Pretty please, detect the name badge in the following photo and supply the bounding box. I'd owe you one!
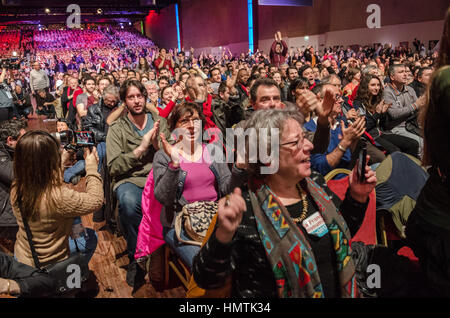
[302,212,328,238]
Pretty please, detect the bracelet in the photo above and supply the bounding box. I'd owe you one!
[337,144,347,152]
[6,279,10,295]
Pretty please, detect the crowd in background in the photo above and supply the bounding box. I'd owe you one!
[0,7,449,298]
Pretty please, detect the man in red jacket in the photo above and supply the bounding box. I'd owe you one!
[270,31,288,68]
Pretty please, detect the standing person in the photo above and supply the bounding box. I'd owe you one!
[269,31,288,68]
[60,76,83,125]
[106,79,171,288]
[0,119,27,238]
[153,48,175,76]
[29,61,50,95]
[406,66,450,297]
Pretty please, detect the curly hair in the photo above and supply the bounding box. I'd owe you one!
[355,74,383,112]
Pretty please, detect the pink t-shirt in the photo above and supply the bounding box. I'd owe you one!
[179,145,218,203]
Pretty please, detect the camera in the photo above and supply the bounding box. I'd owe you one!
[51,129,96,151]
[0,57,20,70]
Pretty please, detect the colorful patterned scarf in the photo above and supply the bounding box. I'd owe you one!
[249,178,358,298]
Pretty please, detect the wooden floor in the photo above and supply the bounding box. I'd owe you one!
[5,117,187,298]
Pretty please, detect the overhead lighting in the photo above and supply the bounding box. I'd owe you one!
[45,8,51,14]
[12,51,17,57]
[97,8,103,14]
[304,36,310,41]
[129,22,132,26]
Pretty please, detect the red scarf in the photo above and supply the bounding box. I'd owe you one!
[240,84,249,97]
[186,95,221,145]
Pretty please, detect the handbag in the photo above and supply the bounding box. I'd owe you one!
[174,201,218,246]
[186,214,232,298]
[18,199,89,295]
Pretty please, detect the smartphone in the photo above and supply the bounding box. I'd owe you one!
[357,144,367,183]
[74,130,95,147]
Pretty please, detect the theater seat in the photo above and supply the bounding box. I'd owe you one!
[325,169,377,245]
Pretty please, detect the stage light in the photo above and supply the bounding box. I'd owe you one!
[12,51,17,57]
[304,36,309,41]
[129,22,132,25]
[247,0,254,53]
[97,8,103,14]
[45,8,50,14]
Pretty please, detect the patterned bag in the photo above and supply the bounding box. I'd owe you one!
[174,201,218,246]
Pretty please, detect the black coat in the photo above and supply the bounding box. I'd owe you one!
[81,99,114,143]
[0,145,16,230]
[0,251,56,297]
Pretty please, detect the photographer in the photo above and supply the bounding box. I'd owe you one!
[0,67,18,122]
[0,119,26,237]
[12,84,32,118]
[11,130,103,270]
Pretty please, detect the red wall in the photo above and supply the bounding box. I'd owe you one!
[144,0,449,51]
[258,0,449,40]
[178,0,248,49]
[144,6,178,49]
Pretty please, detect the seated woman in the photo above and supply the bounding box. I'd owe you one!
[192,109,377,298]
[11,131,103,269]
[157,85,178,118]
[343,68,361,97]
[353,74,419,158]
[406,66,450,296]
[153,102,246,269]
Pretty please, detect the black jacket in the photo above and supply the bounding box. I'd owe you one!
[81,98,114,143]
[0,145,16,230]
[406,168,450,297]
[211,95,245,136]
[0,251,56,297]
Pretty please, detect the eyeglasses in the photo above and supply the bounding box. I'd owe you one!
[281,138,304,150]
[179,118,201,126]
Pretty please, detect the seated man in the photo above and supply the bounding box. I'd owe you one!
[305,84,365,178]
[106,79,171,288]
[65,85,121,185]
[383,64,426,154]
[0,119,26,238]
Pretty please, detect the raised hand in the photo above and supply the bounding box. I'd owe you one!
[349,155,377,203]
[346,108,359,120]
[160,132,181,166]
[141,120,160,151]
[215,187,247,244]
[317,87,336,120]
[340,116,366,145]
[295,89,319,116]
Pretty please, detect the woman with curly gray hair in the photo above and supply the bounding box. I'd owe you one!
[192,108,377,298]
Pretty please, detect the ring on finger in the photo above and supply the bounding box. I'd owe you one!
[225,194,231,207]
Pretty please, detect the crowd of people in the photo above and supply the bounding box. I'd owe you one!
[0,7,449,298]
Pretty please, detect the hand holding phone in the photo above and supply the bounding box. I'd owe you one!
[357,144,367,183]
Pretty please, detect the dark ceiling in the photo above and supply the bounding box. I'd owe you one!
[0,0,177,25]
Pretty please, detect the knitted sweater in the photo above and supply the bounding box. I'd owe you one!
[11,161,103,268]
